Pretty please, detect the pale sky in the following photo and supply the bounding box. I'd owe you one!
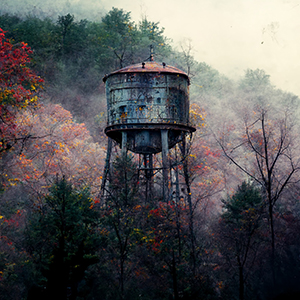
[101,0,300,96]
[3,0,300,96]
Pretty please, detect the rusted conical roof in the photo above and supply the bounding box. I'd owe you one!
[103,61,189,83]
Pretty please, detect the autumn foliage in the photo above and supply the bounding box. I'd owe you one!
[0,28,43,153]
[8,103,105,197]
[0,9,300,300]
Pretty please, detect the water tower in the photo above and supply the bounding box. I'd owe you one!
[101,60,195,201]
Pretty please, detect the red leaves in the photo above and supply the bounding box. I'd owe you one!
[0,28,43,104]
[0,28,44,154]
[146,202,188,254]
[0,209,24,229]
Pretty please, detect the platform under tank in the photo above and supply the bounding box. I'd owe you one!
[103,61,195,154]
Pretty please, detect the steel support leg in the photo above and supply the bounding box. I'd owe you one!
[161,129,169,202]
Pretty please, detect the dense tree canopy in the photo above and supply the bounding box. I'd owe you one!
[0,6,300,300]
[26,178,100,300]
[0,28,43,154]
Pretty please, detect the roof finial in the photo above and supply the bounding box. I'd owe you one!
[150,45,154,61]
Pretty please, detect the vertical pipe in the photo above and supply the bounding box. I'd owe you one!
[161,129,169,202]
[149,153,153,199]
[138,153,141,190]
[144,154,149,203]
[100,137,112,200]
[175,145,180,204]
[143,153,154,203]
[121,131,127,156]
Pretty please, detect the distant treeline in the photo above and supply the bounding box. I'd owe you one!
[1,7,300,300]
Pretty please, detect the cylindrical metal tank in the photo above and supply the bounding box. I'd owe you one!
[103,61,195,154]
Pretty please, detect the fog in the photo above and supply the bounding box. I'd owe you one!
[2,2,300,299]
[2,0,300,97]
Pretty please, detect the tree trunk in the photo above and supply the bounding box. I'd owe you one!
[239,264,244,300]
[120,254,125,300]
[269,202,276,285]
[172,251,179,300]
[237,256,244,300]
[180,136,196,273]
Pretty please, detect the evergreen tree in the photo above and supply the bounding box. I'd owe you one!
[216,181,264,300]
[26,178,100,300]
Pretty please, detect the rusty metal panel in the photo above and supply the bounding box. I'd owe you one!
[103,61,189,81]
[106,73,189,126]
[104,62,195,154]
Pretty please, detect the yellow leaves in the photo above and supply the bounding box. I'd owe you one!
[7,178,20,187]
[217,281,224,289]
[141,236,155,243]
[189,103,206,128]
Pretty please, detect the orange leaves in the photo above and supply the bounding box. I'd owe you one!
[89,198,100,209]
[133,204,141,211]
[9,103,105,197]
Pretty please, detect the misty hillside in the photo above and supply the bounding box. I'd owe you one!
[1,5,300,300]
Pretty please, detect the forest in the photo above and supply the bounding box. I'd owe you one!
[0,6,300,300]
